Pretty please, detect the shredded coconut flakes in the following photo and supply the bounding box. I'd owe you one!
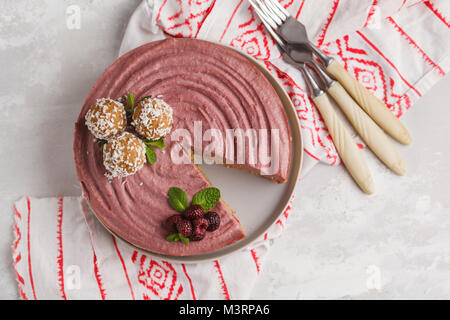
[85,98,126,140]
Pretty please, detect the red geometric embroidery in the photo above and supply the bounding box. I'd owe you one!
[229,5,276,61]
[354,67,378,91]
[387,78,411,118]
[135,253,183,300]
[356,30,422,97]
[12,203,27,300]
[156,0,216,38]
[324,33,414,118]
[13,217,22,252]
[131,250,138,263]
[13,204,22,220]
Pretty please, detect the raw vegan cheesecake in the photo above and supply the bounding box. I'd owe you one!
[74,38,291,256]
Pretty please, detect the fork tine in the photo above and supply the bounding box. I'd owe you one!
[256,0,283,27]
[249,0,285,47]
[262,0,287,22]
[248,0,278,30]
[249,0,277,29]
[265,0,290,18]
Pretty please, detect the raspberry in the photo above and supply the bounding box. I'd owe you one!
[204,212,221,232]
[184,204,204,220]
[190,233,205,242]
[192,217,208,232]
[163,214,184,232]
[176,219,192,237]
[190,218,209,241]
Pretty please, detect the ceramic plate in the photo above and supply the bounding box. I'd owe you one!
[86,42,303,263]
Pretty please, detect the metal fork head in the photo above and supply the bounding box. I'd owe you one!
[250,0,312,62]
[249,0,285,46]
[254,1,310,55]
[265,0,290,17]
[255,0,334,66]
[249,0,323,97]
[260,0,290,22]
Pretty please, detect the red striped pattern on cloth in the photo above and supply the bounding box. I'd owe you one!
[56,197,66,300]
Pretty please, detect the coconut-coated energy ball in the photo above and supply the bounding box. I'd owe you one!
[103,132,146,179]
[132,97,173,140]
[85,98,127,140]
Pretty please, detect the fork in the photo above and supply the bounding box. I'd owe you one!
[250,0,375,194]
[251,0,406,177]
[253,0,411,146]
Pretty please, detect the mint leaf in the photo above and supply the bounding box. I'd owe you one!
[146,146,157,165]
[178,233,190,245]
[166,233,180,242]
[143,137,165,149]
[127,93,135,113]
[191,187,221,212]
[168,187,189,213]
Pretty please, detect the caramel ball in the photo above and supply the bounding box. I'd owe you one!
[85,98,126,140]
[103,132,146,179]
[132,97,173,140]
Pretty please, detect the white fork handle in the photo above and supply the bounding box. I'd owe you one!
[327,82,406,175]
[326,59,411,145]
[312,92,375,194]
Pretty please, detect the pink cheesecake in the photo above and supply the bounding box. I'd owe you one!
[74,38,291,256]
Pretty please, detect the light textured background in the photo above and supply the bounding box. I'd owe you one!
[0,0,449,299]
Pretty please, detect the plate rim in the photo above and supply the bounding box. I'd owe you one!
[84,39,303,263]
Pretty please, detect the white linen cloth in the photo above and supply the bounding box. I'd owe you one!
[13,0,450,299]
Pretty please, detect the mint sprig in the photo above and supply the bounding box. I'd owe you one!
[167,186,220,213]
[168,187,189,212]
[145,146,157,165]
[179,234,190,245]
[123,93,135,115]
[126,93,135,113]
[166,233,190,245]
[143,137,165,149]
[191,187,221,212]
[165,186,221,244]
[166,233,179,242]
[143,138,164,165]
